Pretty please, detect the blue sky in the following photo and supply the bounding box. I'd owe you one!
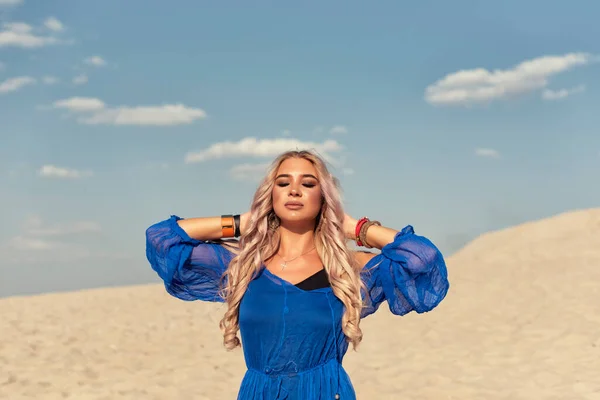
[1,0,599,297]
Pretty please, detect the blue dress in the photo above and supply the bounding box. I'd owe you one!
[145,216,449,399]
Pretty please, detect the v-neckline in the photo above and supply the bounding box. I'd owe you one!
[294,268,327,286]
[262,267,332,293]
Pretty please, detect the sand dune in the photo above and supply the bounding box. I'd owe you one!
[2,208,600,399]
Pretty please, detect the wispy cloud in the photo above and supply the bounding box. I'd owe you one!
[0,0,23,6]
[72,74,88,85]
[0,61,5,71]
[143,162,170,171]
[83,55,106,67]
[53,97,105,111]
[42,76,59,85]
[475,148,501,159]
[6,235,62,251]
[2,236,93,263]
[1,215,102,263]
[542,85,586,101]
[0,76,35,93]
[52,96,206,126]
[425,53,595,106]
[21,215,101,236]
[38,164,93,179]
[0,21,62,48]
[43,17,64,32]
[329,125,348,135]
[230,162,271,181]
[81,104,205,126]
[6,216,99,250]
[184,137,343,164]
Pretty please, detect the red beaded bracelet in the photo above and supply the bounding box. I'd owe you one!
[355,217,369,247]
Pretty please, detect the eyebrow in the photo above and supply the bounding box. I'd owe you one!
[275,173,319,180]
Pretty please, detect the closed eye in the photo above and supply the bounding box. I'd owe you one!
[276,183,317,188]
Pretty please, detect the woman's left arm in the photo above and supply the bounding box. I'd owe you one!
[343,214,450,317]
[342,214,398,250]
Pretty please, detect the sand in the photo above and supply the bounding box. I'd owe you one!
[2,208,600,399]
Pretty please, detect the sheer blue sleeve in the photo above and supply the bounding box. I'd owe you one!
[360,225,449,318]
[145,215,234,302]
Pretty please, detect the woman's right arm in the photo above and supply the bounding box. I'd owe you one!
[145,213,249,302]
[176,212,250,241]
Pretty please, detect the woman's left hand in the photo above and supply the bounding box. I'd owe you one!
[342,213,357,240]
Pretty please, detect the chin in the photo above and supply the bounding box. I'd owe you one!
[276,210,311,220]
[285,214,320,224]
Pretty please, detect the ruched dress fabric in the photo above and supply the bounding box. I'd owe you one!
[145,216,450,399]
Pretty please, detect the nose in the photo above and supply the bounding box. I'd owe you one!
[289,184,301,197]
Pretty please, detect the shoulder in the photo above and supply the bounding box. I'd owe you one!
[351,250,377,269]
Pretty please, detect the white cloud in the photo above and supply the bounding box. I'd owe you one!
[425,53,594,106]
[230,162,271,181]
[72,74,88,85]
[84,104,206,126]
[184,137,343,164]
[38,164,93,179]
[53,97,205,126]
[0,0,23,6]
[53,97,106,111]
[3,22,29,33]
[0,76,35,93]
[42,76,58,85]
[44,17,64,32]
[329,125,348,135]
[83,55,106,67]
[475,148,501,159]
[0,21,61,48]
[541,85,586,101]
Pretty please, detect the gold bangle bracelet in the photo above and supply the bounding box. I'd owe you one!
[221,214,235,238]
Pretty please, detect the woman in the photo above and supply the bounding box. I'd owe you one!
[145,150,449,399]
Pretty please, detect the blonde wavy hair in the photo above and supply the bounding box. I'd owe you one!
[218,150,366,351]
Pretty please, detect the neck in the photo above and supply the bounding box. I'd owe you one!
[277,221,316,257]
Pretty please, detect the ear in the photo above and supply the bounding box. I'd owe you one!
[268,209,280,230]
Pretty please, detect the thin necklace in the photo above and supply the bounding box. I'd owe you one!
[278,246,315,270]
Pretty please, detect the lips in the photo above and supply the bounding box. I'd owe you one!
[285,201,303,206]
[284,201,304,209]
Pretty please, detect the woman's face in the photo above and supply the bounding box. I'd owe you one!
[272,157,323,225]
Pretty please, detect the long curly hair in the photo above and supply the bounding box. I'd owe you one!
[218,150,366,351]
